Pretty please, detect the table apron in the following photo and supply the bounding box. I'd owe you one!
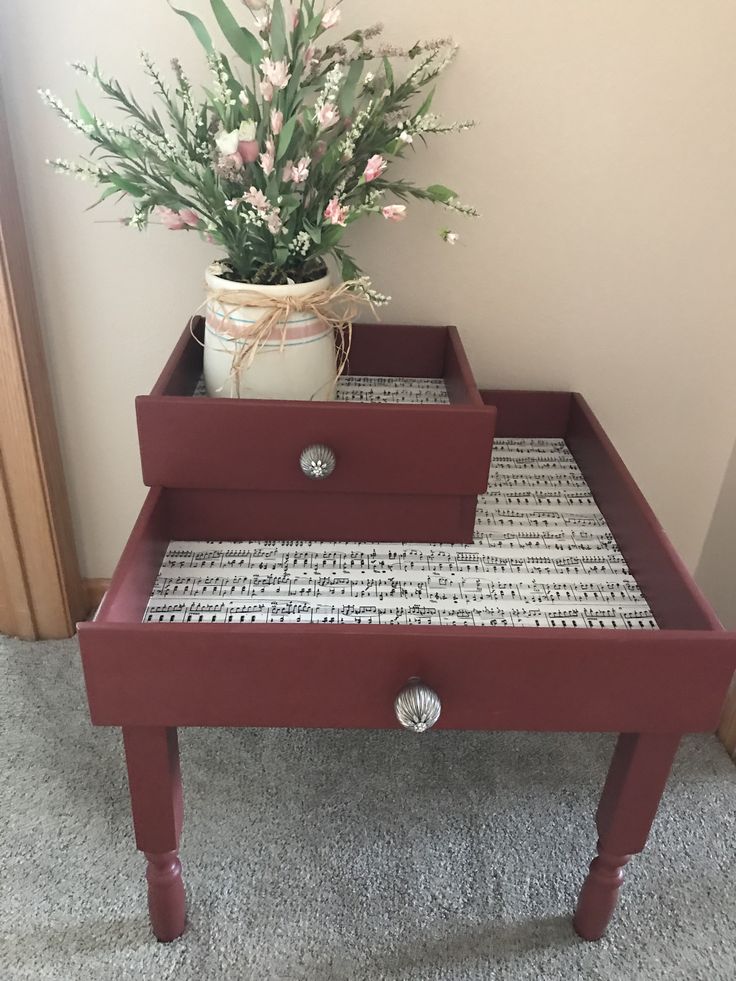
[78,626,735,732]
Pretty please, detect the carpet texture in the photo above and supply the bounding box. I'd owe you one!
[1,635,735,981]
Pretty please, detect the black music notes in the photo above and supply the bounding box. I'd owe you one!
[144,438,657,631]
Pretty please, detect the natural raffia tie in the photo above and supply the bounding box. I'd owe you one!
[194,279,376,399]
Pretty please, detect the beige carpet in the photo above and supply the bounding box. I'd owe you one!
[1,635,735,980]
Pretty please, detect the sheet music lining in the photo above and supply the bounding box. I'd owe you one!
[144,436,657,631]
[193,374,451,403]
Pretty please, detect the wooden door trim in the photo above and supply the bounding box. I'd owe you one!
[0,83,85,638]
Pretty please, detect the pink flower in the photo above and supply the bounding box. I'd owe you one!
[157,206,199,230]
[364,154,387,183]
[270,109,284,135]
[178,208,201,228]
[259,79,274,102]
[238,140,260,164]
[303,45,317,69]
[266,211,283,235]
[322,6,341,29]
[156,206,187,230]
[313,140,328,161]
[259,138,275,177]
[382,204,407,222]
[316,102,339,130]
[158,206,200,230]
[260,58,291,91]
[244,186,270,211]
[254,11,271,32]
[224,152,244,171]
[324,197,349,226]
[283,156,311,185]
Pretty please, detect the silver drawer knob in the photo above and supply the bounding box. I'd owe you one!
[300,444,336,480]
[394,678,441,733]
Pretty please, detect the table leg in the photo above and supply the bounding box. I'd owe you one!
[573,732,680,941]
[122,726,185,942]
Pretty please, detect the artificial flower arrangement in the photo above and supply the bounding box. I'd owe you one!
[41,0,477,400]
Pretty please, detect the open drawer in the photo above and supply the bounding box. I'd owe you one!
[134,320,496,544]
[78,392,736,734]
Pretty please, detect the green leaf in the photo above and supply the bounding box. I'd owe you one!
[416,86,436,119]
[304,219,321,244]
[383,57,394,93]
[167,2,214,55]
[284,59,304,112]
[85,185,120,210]
[107,173,146,197]
[340,252,360,281]
[75,92,94,127]
[320,225,344,248]
[305,13,323,39]
[270,0,288,61]
[276,115,298,161]
[426,183,457,203]
[338,59,364,119]
[210,0,263,66]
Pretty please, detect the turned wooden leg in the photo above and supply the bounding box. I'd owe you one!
[123,726,185,942]
[573,732,680,941]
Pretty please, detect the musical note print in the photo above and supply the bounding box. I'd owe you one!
[143,437,658,631]
[194,373,452,405]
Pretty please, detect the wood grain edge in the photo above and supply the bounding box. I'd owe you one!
[0,84,85,637]
[83,579,112,620]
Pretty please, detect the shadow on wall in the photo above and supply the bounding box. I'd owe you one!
[696,435,736,629]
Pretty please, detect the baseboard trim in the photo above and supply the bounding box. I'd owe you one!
[83,578,111,619]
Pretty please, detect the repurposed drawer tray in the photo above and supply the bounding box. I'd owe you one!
[135,320,496,544]
[80,392,736,734]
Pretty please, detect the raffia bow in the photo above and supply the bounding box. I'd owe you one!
[198,279,376,399]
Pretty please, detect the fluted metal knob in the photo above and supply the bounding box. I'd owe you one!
[394,678,441,733]
[299,444,336,480]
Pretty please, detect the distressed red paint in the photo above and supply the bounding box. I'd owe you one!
[78,389,736,943]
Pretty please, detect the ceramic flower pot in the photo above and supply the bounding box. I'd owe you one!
[203,265,337,400]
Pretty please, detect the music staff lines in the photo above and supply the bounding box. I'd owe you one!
[195,374,452,405]
[145,600,655,629]
[144,438,657,631]
[159,551,630,576]
[151,571,645,604]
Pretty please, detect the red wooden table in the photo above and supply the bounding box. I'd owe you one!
[78,390,736,943]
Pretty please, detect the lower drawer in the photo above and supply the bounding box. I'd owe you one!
[79,383,736,735]
[80,617,734,732]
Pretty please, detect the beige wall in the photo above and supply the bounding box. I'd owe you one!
[697,437,736,629]
[1,1,735,599]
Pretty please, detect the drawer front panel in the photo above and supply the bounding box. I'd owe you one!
[79,624,736,733]
[164,488,477,545]
[137,399,495,495]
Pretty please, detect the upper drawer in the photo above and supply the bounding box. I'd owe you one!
[136,321,496,496]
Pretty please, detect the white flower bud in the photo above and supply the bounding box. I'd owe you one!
[238,120,256,141]
[215,128,240,156]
